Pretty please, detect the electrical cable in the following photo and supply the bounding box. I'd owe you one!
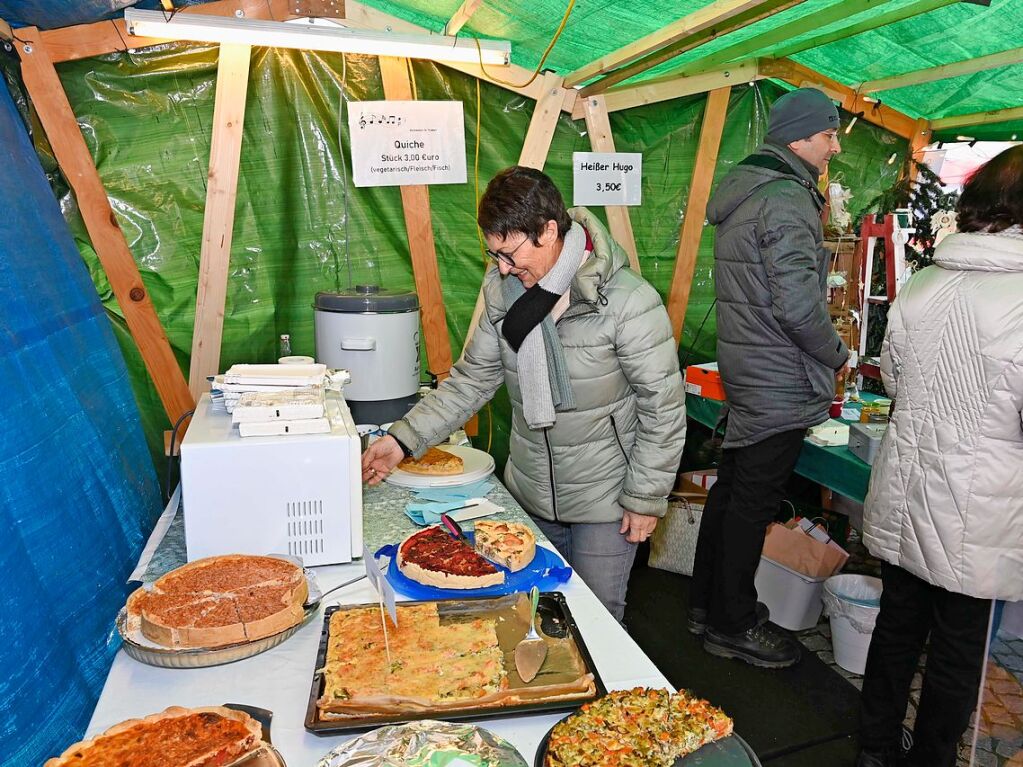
[678,298,717,374]
[165,408,195,503]
[336,53,353,289]
[473,0,576,88]
[470,76,494,453]
[406,57,419,100]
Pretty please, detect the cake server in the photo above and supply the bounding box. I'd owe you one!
[513,586,547,683]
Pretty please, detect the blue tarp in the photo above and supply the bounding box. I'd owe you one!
[0,78,162,765]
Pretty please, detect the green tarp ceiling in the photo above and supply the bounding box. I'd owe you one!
[357,0,1023,141]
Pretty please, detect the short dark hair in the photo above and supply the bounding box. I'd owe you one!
[957,144,1023,234]
[477,166,572,244]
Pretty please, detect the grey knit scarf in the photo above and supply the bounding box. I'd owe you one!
[501,222,586,429]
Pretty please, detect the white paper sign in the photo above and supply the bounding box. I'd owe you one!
[572,152,642,206]
[349,100,467,188]
[363,544,397,626]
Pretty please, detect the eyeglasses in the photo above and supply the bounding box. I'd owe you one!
[485,235,529,267]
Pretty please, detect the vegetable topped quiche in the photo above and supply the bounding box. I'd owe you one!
[318,602,507,713]
[545,687,733,766]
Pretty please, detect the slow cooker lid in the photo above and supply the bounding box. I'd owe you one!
[315,285,419,313]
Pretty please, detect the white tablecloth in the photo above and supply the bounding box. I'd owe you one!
[88,559,669,765]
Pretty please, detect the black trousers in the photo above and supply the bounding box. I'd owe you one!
[689,428,806,634]
[860,562,991,767]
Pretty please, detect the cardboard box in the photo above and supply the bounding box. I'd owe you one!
[685,362,725,401]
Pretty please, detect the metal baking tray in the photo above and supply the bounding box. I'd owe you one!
[304,591,607,734]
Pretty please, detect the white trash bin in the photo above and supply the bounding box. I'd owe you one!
[822,574,883,674]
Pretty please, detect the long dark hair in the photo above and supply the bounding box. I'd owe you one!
[477,166,572,244]
[957,145,1023,233]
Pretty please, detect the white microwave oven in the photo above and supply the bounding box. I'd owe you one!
[180,392,362,566]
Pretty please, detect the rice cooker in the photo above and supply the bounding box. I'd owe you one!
[314,286,420,425]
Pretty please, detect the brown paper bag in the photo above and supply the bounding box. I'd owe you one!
[761,520,849,579]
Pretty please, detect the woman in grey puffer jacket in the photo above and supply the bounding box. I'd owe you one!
[857,146,1023,767]
[362,167,686,622]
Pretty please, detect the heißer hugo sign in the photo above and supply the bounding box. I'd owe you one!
[349,100,467,188]
[572,152,643,206]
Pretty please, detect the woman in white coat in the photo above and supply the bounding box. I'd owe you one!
[856,145,1023,767]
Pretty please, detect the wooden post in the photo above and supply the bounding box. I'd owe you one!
[518,72,570,170]
[378,57,454,383]
[580,95,640,271]
[188,43,252,402]
[667,86,731,344]
[15,28,194,423]
[444,0,483,36]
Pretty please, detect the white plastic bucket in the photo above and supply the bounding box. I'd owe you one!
[823,574,883,674]
[754,556,828,631]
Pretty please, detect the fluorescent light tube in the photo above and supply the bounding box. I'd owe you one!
[124,9,511,66]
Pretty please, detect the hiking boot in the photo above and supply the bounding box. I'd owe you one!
[687,601,769,636]
[703,623,801,668]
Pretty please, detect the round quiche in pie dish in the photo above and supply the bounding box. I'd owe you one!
[396,526,506,589]
[124,554,310,650]
[44,706,266,767]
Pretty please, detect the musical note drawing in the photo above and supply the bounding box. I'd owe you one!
[357,112,403,129]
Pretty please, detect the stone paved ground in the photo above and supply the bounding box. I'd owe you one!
[793,531,1022,766]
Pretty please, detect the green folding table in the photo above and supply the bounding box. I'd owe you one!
[685,393,876,503]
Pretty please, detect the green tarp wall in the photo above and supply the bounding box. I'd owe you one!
[48,46,904,477]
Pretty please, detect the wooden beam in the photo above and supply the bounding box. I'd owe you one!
[378,56,454,381]
[858,45,1023,93]
[667,87,731,344]
[760,58,918,138]
[518,72,570,169]
[907,117,932,184]
[930,104,1023,131]
[344,1,577,113]
[187,44,252,401]
[578,0,804,96]
[15,28,194,422]
[575,59,758,119]
[766,0,959,61]
[444,0,483,36]
[564,0,793,89]
[674,0,886,78]
[581,95,640,272]
[41,0,291,63]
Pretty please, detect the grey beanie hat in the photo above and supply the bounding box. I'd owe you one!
[766,88,840,145]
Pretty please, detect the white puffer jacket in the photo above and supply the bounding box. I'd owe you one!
[864,229,1023,601]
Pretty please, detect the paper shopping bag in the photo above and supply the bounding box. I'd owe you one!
[761,520,848,579]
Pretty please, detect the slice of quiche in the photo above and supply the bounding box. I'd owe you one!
[474,519,537,572]
[398,446,464,476]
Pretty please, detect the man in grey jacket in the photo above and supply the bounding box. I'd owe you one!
[362,167,686,622]
[688,89,849,667]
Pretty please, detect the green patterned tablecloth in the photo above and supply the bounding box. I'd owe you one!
[141,479,539,583]
[685,393,874,503]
